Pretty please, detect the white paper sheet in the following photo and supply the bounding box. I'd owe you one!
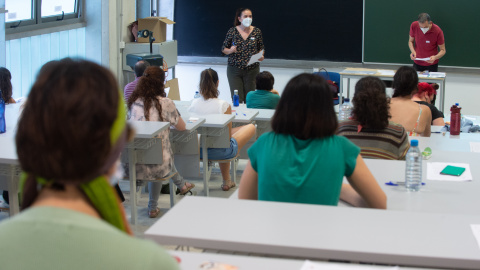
[247,50,264,66]
[377,70,395,76]
[470,142,480,153]
[471,225,480,249]
[300,260,399,270]
[426,162,472,181]
[415,57,431,61]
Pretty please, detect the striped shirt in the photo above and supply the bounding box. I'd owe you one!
[337,120,410,160]
[123,77,139,101]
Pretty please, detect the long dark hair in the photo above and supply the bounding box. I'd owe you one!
[352,77,390,130]
[0,67,13,102]
[127,66,166,121]
[392,66,418,98]
[234,8,251,26]
[16,58,120,208]
[272,73,337,139]
[199,68,219,100]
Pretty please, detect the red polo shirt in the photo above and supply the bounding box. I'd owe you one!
[409,21,445,66]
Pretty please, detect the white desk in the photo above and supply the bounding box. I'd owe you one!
[339,68,446,111]
[0,136,20,215]
[124,121,169,224]
[0,103,24,215]
[412,135,480,153]
[170,117,205,181]
[363,151,480,216]
[146,197,480,269]
[169,251,430,270]
[236,104,274,139]
[174,100,235,196]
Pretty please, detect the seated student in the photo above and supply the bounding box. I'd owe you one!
[0,67,15,104]
[246,71,280,109]
[124,60,149,101]
[412,82,445,126]
[189,68,256,191]
[238,73,386,209]
[337,77,410,160]
[390,66,432,137]
[127,66,195,218]
[0,59,179,270]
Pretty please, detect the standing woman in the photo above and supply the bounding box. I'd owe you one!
[222,8,265,103]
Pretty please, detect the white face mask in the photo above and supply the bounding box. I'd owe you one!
[109,159,124,186]
[242,18,252,27]
[420,27,429,34]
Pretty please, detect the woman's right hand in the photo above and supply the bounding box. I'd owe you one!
[228,46,237,54]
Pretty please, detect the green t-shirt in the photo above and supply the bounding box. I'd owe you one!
[248,132,360,205]
[246,90,280,109]
[0,206,179,270]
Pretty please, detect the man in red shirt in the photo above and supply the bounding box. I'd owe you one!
[408,13,446,72]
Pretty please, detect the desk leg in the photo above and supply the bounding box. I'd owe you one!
[440,79,446,112]
[128,149,138,225]
[346,77,351,100]
[339,74,344,105]
[7,165,19,216]
[201,134,209,197]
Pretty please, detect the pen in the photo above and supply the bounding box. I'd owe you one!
[385,181,426,186]
[243,113,246,116]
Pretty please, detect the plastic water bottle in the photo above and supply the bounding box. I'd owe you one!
[338,98,353,121]
[0,90,5,134]
[194,91,201,99]
[405,139,422,192]
[233,90,239,107]
[450,103,461,135]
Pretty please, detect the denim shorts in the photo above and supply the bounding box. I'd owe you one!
[200,138,238,160]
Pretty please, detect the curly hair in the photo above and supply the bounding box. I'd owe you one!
[127,66,165,121]
[352,77,390,130]
[392,66,418,98]
[199,68,219,100]
[0,67,13,102]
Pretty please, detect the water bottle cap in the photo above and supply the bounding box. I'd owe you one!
[195,91,199,93]
[410,140,418,147]
[455,103,459,106]
[344,98,350,102]
[234,90,238,94]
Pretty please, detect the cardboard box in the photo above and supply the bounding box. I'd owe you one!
[137,17,175,43]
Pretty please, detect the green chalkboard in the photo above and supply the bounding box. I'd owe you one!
[364,0,480,68]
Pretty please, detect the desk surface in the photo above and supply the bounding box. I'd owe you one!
[128,121,169,138]
[147,197,480,269]
[0,136,18,165]
[411,134,480,153]
[236,104,274,121]
[169,251,431,270]
[364,151,480,216]
[174,100,234,128]
[340,68,446,81]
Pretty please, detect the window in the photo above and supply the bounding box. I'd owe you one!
[5,0,34,26]
[5,0,82,32]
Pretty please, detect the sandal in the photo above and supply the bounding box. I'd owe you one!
[179,182,195,195]
[221,180,236,191]
[148,207,161,218]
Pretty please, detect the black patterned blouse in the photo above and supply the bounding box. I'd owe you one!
[222,27,265,70]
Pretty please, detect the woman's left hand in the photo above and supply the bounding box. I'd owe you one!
[258,51,265,62]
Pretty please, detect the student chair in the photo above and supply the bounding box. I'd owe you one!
[313,69,342,105]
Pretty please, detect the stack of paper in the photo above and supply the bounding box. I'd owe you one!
[426,162,472,181]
